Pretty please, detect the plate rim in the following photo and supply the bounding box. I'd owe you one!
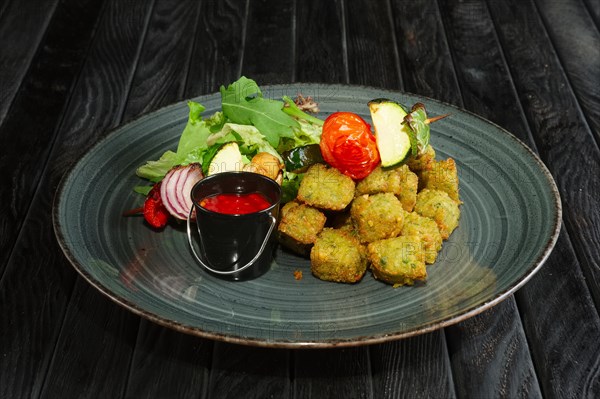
[52,83,563,348]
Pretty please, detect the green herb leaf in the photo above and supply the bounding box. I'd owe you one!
[220,77,299,147]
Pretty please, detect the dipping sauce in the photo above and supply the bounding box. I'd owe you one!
[199,192,272,215]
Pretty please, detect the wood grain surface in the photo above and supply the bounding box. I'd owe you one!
[241,0,295,84]
[0,0,104,278]
[0,0,59,123]
[534,0,600,143]
[185,0,247,96]
[0,0,598,397]
[295,0,347,83]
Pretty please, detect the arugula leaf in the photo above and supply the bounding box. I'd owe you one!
[220,77,299,147]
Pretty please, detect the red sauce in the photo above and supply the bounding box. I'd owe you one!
[199,192,272,215]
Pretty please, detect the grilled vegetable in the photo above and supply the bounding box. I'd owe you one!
[320,112,380,180]
[281,144,324,173]
[368,99,413,168]
[144,183,169,228]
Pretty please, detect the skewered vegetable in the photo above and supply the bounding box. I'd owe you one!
[320,112,380,180]
[281,144,324,174]
[368,99,412,168]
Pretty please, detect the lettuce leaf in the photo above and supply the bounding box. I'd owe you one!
[221,123,282,161]
[136,101,212,182]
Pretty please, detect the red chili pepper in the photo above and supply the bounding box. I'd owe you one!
[320,112,380,180]
[143,183,169,228]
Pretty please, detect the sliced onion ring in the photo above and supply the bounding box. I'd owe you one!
[160,163,204,220]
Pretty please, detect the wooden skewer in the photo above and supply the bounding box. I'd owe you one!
[122,206,144,216]
[425,113,450,124]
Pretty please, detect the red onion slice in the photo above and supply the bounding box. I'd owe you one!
[160,164,204,220]
[180,164,203,216]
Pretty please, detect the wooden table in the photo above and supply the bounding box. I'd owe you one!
[1,0,599,397]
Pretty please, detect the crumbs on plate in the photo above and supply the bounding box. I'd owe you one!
[293,270,303,280]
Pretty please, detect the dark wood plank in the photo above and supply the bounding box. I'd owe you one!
[345,0,401,89]
[207,342,290,398]
[484,0,600,396]
[516,231,600,398]
[290,2,375,397]
[124,327,213,399]
[582,0,600,28]
[0,1,107,397]
[294,348,373,398]
[295,0,347,83]
[0,0,11,22]
[437,0,526,137]
[391,0,543,396]
[240,0,294,84]
[39,0,226,397]
[433,0,552,396]
[370,333,455,399]
[40,281,140,397]
[123,0,201,120]
[389,0,460,102]
[445,303,541,398]
[185,0,248,96]
[0,1,155,398]
[0,0,104,278]
[0,0,60,123]
[534,0,600,143]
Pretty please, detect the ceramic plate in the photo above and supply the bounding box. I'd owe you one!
[53,84,561,348]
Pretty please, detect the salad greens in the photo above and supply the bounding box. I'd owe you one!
[220,76,298,147]
[135,76,324,199]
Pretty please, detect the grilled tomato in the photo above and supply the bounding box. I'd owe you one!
[320,112,380,180]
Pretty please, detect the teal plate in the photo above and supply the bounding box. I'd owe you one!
[53,84,561,348]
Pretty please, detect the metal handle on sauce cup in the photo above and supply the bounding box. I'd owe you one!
[186,209,277,276]
[185,171,281,280]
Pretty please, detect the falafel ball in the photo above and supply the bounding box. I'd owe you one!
[406,144,436,172]
[355,165,418,212]
[310,228,367,283]
[351,193,404,243]
[297,164,356,211]
[419,158,460,202]
[401,211,443,264]
[367,235,427,286]
[278,203,327,256]
[414,189,460,240]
